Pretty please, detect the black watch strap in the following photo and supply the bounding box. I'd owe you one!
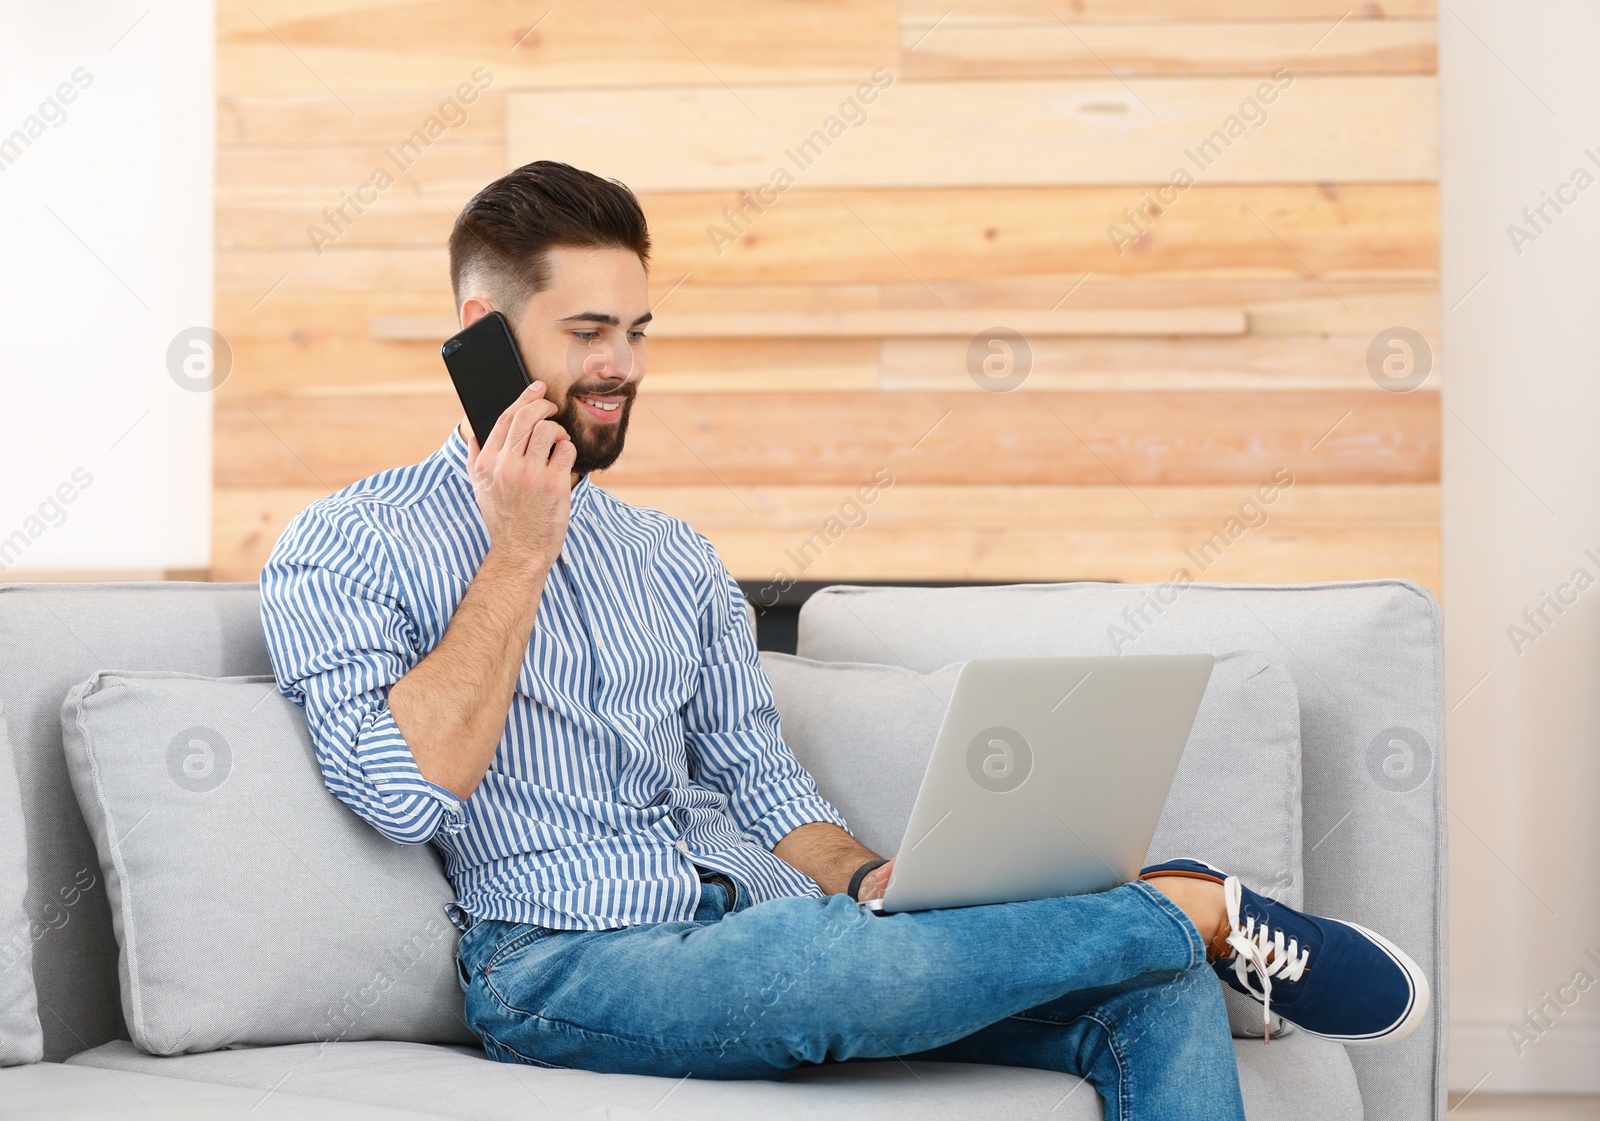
[847,857,890,901]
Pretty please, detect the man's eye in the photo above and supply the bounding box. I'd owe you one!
[574,331,599,341]
[629,331,647,342]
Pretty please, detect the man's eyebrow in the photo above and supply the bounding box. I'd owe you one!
[557,310,653,328]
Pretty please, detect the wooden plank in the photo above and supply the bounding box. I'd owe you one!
[214,390,1438,489]
[902,2,1435,23]
[218,182,1438,277]
[368,307,1246,342]
[217,183,1439,290]
[219,93,505,146]
[214,331,1436,398]
[635,182,1440,282]
[711,526,1440,591]
[869,278,1442,335]
[218,200,459,252]
[217,142,505,202]
[880,334,1440,392]
[217,0,897,96]
[506,77,1438,191]
[217,336,883,397]
[902,20,1435,79]
[603,482,1441,528]
[214,289,446,332]
[211,483,1439,592]
[217,249,452,295]
[212,279,1439,344]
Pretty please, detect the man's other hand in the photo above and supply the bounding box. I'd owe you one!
[855,857,896,903]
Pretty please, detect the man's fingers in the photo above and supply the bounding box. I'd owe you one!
[480,380,543,464]
[502,405,537,458]
[523,417,571,470]
[548,431,577,470]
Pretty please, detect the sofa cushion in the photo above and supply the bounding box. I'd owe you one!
[59,670,475,1055]
[0,582,278,1062]
[66,1032,1361,1121]
[795,579,1445,1121]
[0,1060,447,1120]
[0,703,44,1065]
[761,648,1302,1037]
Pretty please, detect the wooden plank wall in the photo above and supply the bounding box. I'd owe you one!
[214,0,1440,595]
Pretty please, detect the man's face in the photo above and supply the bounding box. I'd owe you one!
[488,245,650,476]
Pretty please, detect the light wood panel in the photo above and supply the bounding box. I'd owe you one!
[219,94,507,146]
[878,334,1439,392]
[902,20,1436,78]
[214,0,1438,593]
[218,1,898,94]
[215,391,1437,489]
[216,332,1433,398]
[217,143,504,202]
[217,184,1439,288]
[368,307,1247,342]
[213,483,1441,593]
[219,336,885,397]
[215,278,1440,339]
[507,77,1438,191]
[903,1,1435,22]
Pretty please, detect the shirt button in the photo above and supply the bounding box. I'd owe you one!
[675,838,689,854]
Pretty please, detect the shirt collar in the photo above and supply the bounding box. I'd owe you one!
[441,426,593,515]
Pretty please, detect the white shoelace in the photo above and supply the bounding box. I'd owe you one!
[1222,875,1310,1042]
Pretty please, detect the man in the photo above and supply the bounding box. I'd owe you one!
[261,161,1429,1118]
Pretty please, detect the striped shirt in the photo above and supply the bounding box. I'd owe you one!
[260,427,850,932]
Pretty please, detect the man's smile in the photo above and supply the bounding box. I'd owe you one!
[575,393,625,421]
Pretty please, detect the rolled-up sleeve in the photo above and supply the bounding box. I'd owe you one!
[259,500,465,846]
[681,535,851,850]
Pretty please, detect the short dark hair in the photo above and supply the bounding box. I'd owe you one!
[448,160,651,319]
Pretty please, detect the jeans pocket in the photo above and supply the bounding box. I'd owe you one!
[479,926,563,1018]
[483,924,551,974]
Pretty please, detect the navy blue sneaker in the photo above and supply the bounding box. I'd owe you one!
[1139,858,1430,1045]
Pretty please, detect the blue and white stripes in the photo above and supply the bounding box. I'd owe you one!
[261,428,849,932]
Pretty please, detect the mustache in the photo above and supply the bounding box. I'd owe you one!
[566,384,635,401]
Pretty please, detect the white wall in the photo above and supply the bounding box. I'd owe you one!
[1442,0,1600,1094]
[0,3,213,575]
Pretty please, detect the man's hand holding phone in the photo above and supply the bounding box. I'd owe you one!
[465,380,576,577]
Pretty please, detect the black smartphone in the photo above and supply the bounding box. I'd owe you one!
[440,311,533,447]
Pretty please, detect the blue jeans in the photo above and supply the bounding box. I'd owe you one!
[456,870,1246,1121]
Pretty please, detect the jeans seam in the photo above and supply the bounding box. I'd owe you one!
[1130,880,1206,969]
[1081,1012,1132,1121]
[483,997,982,1060]
[481,1030,567,1069]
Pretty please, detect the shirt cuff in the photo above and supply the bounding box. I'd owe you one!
[352,703,467,839]
[742,793,852,852]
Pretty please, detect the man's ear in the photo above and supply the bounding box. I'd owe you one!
[459,297,495,330]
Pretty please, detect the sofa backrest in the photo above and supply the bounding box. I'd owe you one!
[795,579,1446,1121]
[1,580,763,1063]
[0,583,274,1061]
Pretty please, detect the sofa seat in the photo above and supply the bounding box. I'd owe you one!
[67,1034,1363,1120]
[0,1060,444,1120]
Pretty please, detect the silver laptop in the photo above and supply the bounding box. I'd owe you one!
[863,654,1215,915]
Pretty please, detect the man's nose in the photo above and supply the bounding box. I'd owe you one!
[580,345,635,380]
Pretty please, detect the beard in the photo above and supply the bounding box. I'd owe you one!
[551,381,636,475]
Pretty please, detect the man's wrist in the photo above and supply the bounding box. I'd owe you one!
[847,857,890,901]
[480,544,553,591]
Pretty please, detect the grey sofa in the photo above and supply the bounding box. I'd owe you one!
[0,579,1446,1119]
